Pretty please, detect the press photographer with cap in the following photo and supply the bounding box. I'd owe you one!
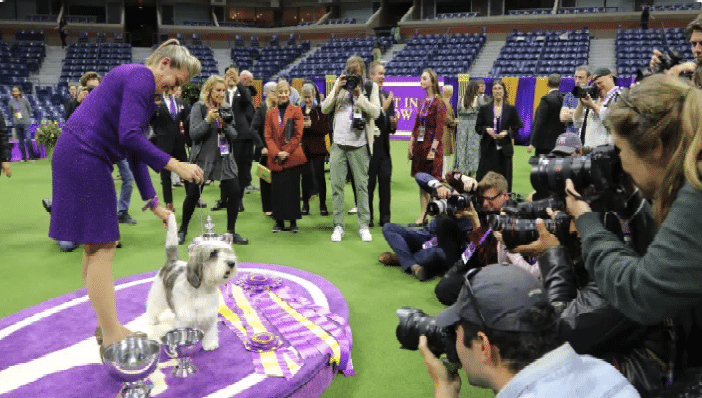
[419,264,640,398]
[573,67,621,148]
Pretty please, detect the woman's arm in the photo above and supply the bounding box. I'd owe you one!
[264,108,281,157]
[507,105,523,138]
[474,105,488,136]
[577,183,702,325]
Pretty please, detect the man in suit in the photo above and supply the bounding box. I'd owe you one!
[528,74,566,156]
[367,61,396,227]
[151,87,188,211]
[212,64,262,212]
[476,79,491,106]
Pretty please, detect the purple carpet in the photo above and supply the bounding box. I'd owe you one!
[0,263,351,398]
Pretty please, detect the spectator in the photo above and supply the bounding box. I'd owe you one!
[9,86,36,162]
[476,79,491,106]
[454,81,481,176]
[641,6,653,30]
[64,83,78,116]
[251,82,278,216]
[408,69,447,226]
[299,82,330,216]
[321,55,380,242]
[65,72,101,120]
[529,73,566,156]
[573,67,621,148]
[49,39,204,350]
[0,112,11,178]
[421,264,640,398]
[441,85,457,176]
[58,17,67,48]
[150,86,188,212]
[265,81,306,233]
[367,61,396,227]
[475,79,523,192]
[278,75,300,105]
[179,75,248,245]
[560,65,591,136]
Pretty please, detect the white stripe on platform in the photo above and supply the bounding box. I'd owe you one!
[201,373,268,398]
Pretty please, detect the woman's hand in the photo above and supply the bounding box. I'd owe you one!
[427,149,436,160]
[261,147,268,156]
[486,127,495,138]
[277,151,290,162]
[418,335,461,398]
[206,107,220,124]
[511,219,561,257]
[151,205,172,229]
[167,159,204,184]
[497,130,508,139]
[1,162,12,178]
[565,179,592,221]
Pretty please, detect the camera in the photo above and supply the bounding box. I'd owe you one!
[426,192,479,217]
[352,112,366,130]
[636,48,683,82]
[487,212,572,249]
[502,197,566,219]
[396,308,460,365]
[572,85,599,100]
[344,74,362,90]
[218,107,234,124]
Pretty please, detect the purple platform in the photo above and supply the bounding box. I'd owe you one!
[8,139,48,161]
[0,263,351,398]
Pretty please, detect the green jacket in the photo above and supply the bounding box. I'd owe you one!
[576,182,702,325]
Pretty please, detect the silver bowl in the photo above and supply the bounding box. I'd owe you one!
[161,328,204,378]
[102,337,160,398]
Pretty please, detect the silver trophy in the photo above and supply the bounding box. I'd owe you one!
[189,215,232,252]
[162,328,204,377]
[102,337,161,398]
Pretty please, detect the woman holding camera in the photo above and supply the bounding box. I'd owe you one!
[265,80,306,232]
[409,69,447,225]
[300,82,330,216]
[566,75,702,380]
[475,79,523,192]
[178,75,246,245]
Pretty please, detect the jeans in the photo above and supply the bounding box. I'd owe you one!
[382,223,446,272]
[16,124,36,160]
[116,159,134,213]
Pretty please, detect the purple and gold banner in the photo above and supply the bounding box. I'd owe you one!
[380,76,446,138]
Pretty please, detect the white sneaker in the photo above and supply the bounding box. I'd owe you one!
[331,226,344,242]
[348,207,358,214]
[359,227,372,242]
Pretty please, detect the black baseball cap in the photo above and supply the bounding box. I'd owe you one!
[436,264,549,332]
[592,67,614,80]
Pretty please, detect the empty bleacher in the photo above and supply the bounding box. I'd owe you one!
[289,37,389,79]
[616,27,693,76]
[386,33,485,76]
[490,30,589,77]
[59,43,132,86]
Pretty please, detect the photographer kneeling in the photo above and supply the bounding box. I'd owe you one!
[417,264,640,398]
[565,74,702,387]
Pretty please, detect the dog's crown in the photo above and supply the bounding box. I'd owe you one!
[188,215,233,252]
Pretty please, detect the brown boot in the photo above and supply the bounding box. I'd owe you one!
[378,252,400,266]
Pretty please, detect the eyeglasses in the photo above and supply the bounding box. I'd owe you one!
[463,267,490,335]
[481,191,503,202]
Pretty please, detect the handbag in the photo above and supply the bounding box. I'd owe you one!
[256,163,272,183]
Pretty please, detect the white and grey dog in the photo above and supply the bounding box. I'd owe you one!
[146,214,237,350]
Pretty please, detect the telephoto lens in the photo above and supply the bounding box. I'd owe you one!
[487,212,571,249]
[502,197,566,219]
[426,199,449,217]
[396,308,460,366]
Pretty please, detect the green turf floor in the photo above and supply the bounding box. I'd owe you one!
[0,141,535,398]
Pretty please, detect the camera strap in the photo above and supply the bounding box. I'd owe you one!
[461,227,493,264]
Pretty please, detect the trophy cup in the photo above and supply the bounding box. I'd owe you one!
[189,215,232,252]
[102,336,161,398]
[162,328,204,377]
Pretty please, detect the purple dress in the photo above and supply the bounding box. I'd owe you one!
[49,64,171,244]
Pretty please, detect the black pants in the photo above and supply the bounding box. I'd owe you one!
[231,140,254,200]
[301,156,328,210]
[260,155,272,213]
[182,178,241,233]
[368,147,392,224]
[160,148,187,204]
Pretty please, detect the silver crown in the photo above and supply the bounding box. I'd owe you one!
[188,215,233,251]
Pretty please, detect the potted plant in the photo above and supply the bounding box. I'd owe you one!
[35,120,62,159]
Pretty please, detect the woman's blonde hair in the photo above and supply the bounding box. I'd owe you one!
[606,74,702,225]
[276,80,290,94]
[145,39,202,80]
[422,69,441,98]
[199,75,226,105]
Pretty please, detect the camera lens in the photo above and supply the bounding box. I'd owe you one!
[396,308,449,358]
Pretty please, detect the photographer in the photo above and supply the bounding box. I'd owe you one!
[178,75,247,245]
[419,264,639,398]
[649,14,702,85]
[380,171,476,281]
[321,55,380,242]
[573,67,621,148]
[560,66,591,136]
[565,74,702,385]
[65,72,101,120]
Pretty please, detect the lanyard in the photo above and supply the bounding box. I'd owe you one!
[493,105,502,132]
[420,97,434,125]
[462,227,493,264]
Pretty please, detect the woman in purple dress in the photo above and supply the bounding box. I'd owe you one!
[49,39,204,350]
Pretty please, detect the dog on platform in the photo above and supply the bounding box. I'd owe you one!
[146,214,237,350]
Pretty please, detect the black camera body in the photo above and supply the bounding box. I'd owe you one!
[636,48,683,82]
[218,107,234,125]
[352,112,366,130]
[344,74,362,91]
[488,212,572,249]
[572,85,599,100]
[502,197,566,219]
[396,308,460,365]
[426,192,479,217]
